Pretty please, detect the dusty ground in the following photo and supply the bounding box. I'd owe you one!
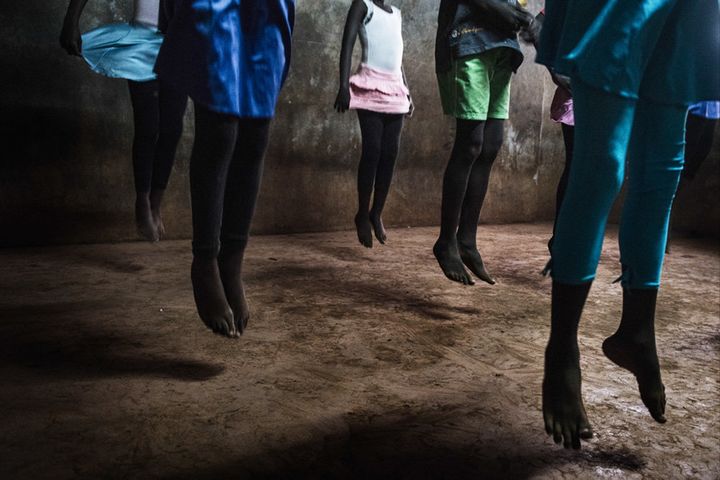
[0,223,718,480]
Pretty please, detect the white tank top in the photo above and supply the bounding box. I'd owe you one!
[133,0,160,28]
[358,0,404,74]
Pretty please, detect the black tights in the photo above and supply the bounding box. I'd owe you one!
[683,113,717,181]
[127,79,188,193]
[190,106,271,259]
[548,123,575,252]
[439,118,504,246]
[356,109,404,217]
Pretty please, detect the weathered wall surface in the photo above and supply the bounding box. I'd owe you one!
[1,0,717,246]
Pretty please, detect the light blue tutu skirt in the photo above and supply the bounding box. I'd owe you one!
[81,23,163,82]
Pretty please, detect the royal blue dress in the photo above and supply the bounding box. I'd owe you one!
[537,0,720,106]
[155,0,295,118]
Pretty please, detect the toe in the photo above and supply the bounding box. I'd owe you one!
[553,421,563,445]
[544,412,553,435]
[562,426,573,449]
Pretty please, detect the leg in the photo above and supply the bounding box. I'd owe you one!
[355,110,384,248]
[369,113,404,244]
[456,118,504,284]
[681,114,716,182]
[543,124,575,274]
[150,80,189,238]
[189,106,238,338]
[544,80,637,449]
[604,98,687,422]
[127,80,160,241]
[543,281,593,449]
[433,119,486,285]
[217,118,272,335]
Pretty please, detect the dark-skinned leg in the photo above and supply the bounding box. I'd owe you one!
[543,124,575,274]
[149,80,188,239]
[603,288,666,422]
[433,118,485,285]
[543,281,593,449]
[604,98,687,423]
[544,81,636,449]
[218,118,271,335]
[356,109,384,248]
[128,80,160,241]
[456,118,503,284]
[189,106,237,338]
[369,113,403,244]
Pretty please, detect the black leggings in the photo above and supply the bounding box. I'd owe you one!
[439,118,504,245]
[548,123,575,252]
[356,109,404,216]
[190,106,271,259]
[683,113,717,181]
[127,79,188,193]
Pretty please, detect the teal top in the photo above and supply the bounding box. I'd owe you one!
[537,0,720,106]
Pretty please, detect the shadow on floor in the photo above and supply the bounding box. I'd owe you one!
[260,262,483,322]
[0,300,224,382]
[158,405,646,480]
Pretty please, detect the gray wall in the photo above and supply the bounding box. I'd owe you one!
[1,0,718,247]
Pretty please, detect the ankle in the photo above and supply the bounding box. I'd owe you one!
[456,236,476,250]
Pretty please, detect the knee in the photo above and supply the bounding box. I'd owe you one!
[361,139,382,163]
[480,136,503,164]
[453,137,483,166]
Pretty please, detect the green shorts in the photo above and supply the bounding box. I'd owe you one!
[437,48,514,120]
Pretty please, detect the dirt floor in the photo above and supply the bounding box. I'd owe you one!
[0,223,718,480]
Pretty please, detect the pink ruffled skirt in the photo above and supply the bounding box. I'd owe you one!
[349,64,410,114]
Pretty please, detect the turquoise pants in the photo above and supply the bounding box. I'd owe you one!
[551,81,687,289]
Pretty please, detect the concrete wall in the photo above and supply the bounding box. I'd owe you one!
[1,0,718,247]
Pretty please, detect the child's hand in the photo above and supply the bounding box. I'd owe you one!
[334,86,351,113]
[552,73,572,93]
[519,17,541,45]
[406,97,415,118]
[60,21,82,56]
[491,1,534,35]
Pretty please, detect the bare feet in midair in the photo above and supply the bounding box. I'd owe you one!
[542,341,590,449]
[191,257,237,338]
[369,210,387,245]
[135,192,158,242]
[433,239,475,285]
[457,241,496,285]
[355,212,373,248]
[603,334,666,423]
[218,251,250,335]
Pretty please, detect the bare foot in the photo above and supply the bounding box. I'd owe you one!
[355,212,373,248]
[135,193,158,242]
[218,252,250,335]
[603,334,666,423]
[150,189,166,239]
[369,211,387,245]
[457,241,496,285]
[191,258,237,338]
[542,341,589,449]
[433,239,474,285]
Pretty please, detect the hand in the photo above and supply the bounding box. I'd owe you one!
[491,1,533,34]
[552,73,572,93]
[60,20,82,56]
[519,17,541,45]
[334,86,351,113]
[406,97,415,118]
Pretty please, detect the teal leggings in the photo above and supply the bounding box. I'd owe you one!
[551,81,687,289]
